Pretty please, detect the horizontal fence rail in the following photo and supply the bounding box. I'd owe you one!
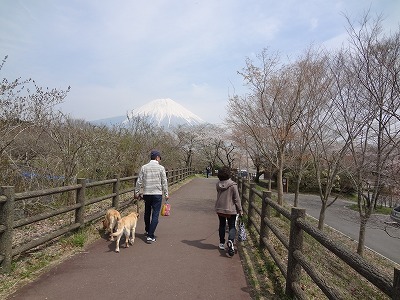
[0,167,194,273]
[235,177,400,300]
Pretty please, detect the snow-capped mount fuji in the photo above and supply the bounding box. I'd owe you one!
[123,98,204,127]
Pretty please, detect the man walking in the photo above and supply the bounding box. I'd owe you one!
[135,150,169,243]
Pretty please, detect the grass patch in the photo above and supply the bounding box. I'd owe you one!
[238,227,287,299]
[348,203,393,215]
[62,229,87,248]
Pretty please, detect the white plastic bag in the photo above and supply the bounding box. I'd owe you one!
[238,217,247,241]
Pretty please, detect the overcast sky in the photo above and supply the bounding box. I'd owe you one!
[1,1,399,124]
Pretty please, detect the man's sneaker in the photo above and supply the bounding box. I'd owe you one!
[219,243,225,250]
[227,240,234,257]
[146,237,156,243]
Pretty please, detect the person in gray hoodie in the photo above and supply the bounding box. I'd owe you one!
[215,166,243,256]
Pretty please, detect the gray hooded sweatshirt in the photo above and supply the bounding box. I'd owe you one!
[215,179,242,216]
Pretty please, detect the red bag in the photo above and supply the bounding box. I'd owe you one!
[161,202,171,216]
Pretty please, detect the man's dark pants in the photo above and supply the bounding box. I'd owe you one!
[143,194,162,239]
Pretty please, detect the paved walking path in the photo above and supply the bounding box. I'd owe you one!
[8,177,252,299]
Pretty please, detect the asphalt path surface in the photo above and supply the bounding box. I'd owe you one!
[283,192,400,265]
[8,178,251,300]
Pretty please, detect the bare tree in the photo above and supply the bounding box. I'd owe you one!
[216,140,236,169]
[115,116,161,175]
[172,124,207,168]
[229,48,321,206]
[41,113,98,185]
[0,56,70,186]
[227,93,277,185]
[308,113,350,231]
[196,124,226,174]
[229,126,267,183]
[286,47,332,207]
[339,13,400,256]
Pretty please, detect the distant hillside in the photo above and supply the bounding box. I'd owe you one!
[89,115,126,126]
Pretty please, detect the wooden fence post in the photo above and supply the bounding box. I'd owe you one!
[0,186,14,273]
[394,268,400,300]
[260,190,272,248]
[76,178,86,228]
[112,174,120,209]
[286,207,306,298]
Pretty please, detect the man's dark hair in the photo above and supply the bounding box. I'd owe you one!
[218,166,231,181]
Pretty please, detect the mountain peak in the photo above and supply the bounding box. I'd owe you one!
[124,98,204,127]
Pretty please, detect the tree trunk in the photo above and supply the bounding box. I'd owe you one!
[293,174,302,207]
[254,166,261,183]
[277,153,284,206]
[318,199,327,230]
[277,167,283,206]
[268,165,272,190]
[357,215,368,256]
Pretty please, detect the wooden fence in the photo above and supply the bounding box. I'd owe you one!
[0,167,194,273]
[236,178,400,300]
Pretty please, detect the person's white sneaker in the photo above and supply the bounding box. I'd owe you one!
[227,240,234,256]
[146,237,156,243]
[219,243,225,250]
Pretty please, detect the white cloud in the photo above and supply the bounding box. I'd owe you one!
[310,18,319,31]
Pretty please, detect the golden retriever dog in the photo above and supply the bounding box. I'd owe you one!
[102,208,121,241]
[111,212,139,253]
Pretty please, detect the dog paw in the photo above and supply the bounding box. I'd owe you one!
[115,249,120,253]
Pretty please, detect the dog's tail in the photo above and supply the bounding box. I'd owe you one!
[111,222,124,237]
